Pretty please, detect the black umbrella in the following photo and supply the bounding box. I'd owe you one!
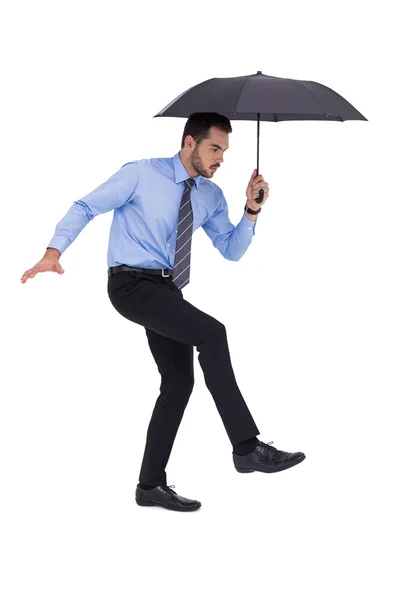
[154,71,367,203]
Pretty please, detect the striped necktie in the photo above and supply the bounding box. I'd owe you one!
[172,178,195,289]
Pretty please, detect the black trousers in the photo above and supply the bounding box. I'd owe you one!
[107,268,260,487]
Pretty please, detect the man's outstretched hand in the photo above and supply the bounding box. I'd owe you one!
[21,249,64,284]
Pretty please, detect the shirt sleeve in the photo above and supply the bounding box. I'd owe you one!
[46,161,140,255]
[202,187,257,261]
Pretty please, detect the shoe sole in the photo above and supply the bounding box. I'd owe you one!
[135,498,201,511]
[235,454,306,473]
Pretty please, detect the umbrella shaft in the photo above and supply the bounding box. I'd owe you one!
[257,113,260,174]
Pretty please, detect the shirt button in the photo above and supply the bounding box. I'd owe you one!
[167,244,170,247]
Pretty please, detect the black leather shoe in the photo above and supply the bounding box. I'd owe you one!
[233,440,306,473]
[135,484,201,511]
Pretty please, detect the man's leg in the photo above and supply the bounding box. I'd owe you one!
[138,328,194,487]
[107,270,260,485]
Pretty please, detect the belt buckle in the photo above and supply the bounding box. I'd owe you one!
[161,268,170,278]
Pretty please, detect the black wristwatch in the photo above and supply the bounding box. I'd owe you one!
[244,203,262,215]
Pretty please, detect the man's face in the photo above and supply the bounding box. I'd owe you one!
[190,127,229,178]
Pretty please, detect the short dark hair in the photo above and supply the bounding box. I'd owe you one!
[181,112,232,149]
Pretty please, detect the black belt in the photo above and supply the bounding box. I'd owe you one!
[108,265,173,278]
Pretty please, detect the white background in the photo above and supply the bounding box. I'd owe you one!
[1,0,399,598]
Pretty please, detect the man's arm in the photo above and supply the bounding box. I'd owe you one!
[202,188,257,261]
[46,161,140,256]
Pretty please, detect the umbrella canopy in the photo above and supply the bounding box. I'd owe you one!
[154,71,367,202]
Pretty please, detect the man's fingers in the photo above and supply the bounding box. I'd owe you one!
[253,186,268,194]
[21,262,64,283]
[20,268,39,282]
[253,189,268,199]
[253,179,268,188]
[252,179,267,190]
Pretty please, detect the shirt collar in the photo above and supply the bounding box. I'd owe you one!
[173,152,201,189]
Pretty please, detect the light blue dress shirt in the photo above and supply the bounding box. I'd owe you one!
[47,152,257,269]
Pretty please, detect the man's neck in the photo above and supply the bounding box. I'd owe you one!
[179,150,198,178]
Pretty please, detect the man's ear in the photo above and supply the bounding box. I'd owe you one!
[186,135,196,150]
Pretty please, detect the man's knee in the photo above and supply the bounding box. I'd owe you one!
[197,320,226,349]
[210,320,226,339]
[179,372,195,392]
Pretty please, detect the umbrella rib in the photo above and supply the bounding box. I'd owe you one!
[235,76,252,113]
[297,80,340,119]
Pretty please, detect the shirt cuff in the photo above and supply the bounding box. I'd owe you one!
[46,236,71,255]
[239,211,257,235]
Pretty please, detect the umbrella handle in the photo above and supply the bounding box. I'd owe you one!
[255,167,264,204]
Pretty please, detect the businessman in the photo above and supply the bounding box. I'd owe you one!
[21,112,305,512]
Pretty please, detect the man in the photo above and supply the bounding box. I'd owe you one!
[21,112,305,512]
